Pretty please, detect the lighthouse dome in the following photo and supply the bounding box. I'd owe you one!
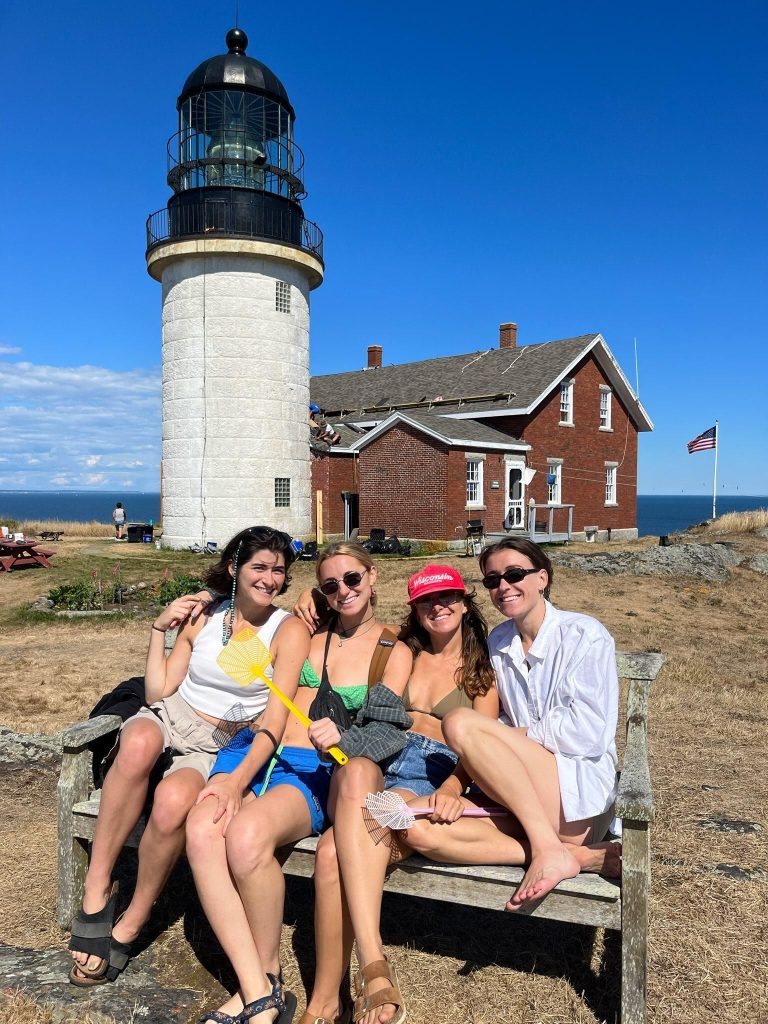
[178,28,294,116]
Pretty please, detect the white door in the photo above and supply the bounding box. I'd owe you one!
[505,459,526,528]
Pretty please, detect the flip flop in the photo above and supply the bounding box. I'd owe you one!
[67,885,118,986]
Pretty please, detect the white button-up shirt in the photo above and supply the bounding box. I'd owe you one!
[489,601,619,822]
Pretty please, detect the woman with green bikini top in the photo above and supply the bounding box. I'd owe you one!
[186,541,412,1024]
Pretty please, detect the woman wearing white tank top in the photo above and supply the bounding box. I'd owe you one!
[68,526,308,1014]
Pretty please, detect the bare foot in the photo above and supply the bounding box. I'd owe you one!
[505,844,581,910]
[568,840,622,877]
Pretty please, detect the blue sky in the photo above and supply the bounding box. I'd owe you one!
[1,1,765,494]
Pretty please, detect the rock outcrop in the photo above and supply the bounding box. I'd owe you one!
[551,542,745,582]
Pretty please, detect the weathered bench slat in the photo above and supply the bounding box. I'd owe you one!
[285,839,622,930]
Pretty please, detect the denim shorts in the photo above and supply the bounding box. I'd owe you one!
[383,731,459,798]
[211,740,332,835]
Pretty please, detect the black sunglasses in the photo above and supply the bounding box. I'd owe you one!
[481,567,540,590]
[317,569,369,596]
[413,590,464,608]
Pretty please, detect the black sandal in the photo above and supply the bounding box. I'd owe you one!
[67,885,118,987]
[239,972,297,1023]
[105,936,134,982]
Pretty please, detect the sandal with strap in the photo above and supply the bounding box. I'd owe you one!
[352,959,406,1024]
[239,973,297,1023]
[67,885,118,987]
[297,1006,352,1024]
[105,936,134,982]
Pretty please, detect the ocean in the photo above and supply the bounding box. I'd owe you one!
[0,491,161,526]
[635,494,767,537]
[0,491,765,538]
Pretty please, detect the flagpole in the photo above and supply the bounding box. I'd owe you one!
[712,420,719,520]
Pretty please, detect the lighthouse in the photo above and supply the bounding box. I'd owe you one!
[146,28,323,548]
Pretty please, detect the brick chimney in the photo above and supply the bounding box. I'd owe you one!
[499,322,517,348]
[367,344,383,368]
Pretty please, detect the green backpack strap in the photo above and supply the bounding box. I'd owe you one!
[367,628,399,688]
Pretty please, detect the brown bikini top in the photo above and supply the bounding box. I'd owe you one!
[402,680,472,721]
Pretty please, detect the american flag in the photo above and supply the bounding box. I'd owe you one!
[687,425,717,454]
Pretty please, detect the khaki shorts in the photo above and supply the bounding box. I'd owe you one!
[116,690,220,781]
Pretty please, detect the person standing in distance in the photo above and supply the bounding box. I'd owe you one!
[112,501,126,541]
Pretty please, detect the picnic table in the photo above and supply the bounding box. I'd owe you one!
[39,530,64,541]
[0,539,56,572]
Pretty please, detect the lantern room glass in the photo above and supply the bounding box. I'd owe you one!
[176,91,296,196]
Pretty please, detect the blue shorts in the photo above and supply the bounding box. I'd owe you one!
[211,740,332,835]
[383,731,459,798]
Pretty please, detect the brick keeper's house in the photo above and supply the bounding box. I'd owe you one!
[309,322,653,546]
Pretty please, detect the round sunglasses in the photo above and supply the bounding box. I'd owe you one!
[317,568,369,596]
[481,566,540,590]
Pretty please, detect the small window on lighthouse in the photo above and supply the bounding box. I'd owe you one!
[275,281,291,314]
[275,477,291,507]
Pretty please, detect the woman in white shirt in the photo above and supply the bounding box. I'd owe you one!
[406,536,620,910]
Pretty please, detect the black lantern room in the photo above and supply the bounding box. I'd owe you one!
[146,29,322,261]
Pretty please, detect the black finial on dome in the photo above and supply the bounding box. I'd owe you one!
[226,28,248,54]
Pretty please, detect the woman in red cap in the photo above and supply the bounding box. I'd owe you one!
[404,537,621,913]
[295,563,497,1024]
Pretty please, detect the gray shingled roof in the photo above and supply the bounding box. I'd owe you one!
[311,335,598,415]
[395,410,525,446]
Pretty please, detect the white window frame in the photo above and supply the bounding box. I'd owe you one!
[547,459,562,505]
[599,387,613,431]
[559,380,574,425]
[605,463,618,506]
[466,456,484,508]
[274,477,291,508]
[275,280,291,314]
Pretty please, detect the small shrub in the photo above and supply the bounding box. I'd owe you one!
[159,573,204,603]
[48,578,103,611]
[0,517,20,533]
[407,540,449,556]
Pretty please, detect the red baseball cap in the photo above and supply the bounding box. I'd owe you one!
[407,565,467,604]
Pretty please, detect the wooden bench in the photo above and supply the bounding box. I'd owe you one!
[57,650,662,1024]
[39,531,64,542]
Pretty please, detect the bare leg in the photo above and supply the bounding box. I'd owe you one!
[71,719,163,974]
[442,709,581,908]
[227,785,313,998]
[330,759,400,1024]
[302,829,354,1022]
[405,794,620,878]
[112,767,205,944]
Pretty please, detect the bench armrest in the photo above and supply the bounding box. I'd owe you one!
[61,715,122,753]
[614,651,664,824]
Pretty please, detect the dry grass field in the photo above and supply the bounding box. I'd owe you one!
[0,526,766,1023]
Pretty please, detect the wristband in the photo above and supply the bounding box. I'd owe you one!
[151,625,167,633]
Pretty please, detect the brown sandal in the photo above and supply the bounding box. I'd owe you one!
[352,959,406,1024]
[299,1007,354,1024]
[297,1011,351,1024]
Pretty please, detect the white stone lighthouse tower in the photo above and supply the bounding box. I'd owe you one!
[146,28,323,548]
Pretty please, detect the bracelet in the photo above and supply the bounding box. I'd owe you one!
[151,625,167,633]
